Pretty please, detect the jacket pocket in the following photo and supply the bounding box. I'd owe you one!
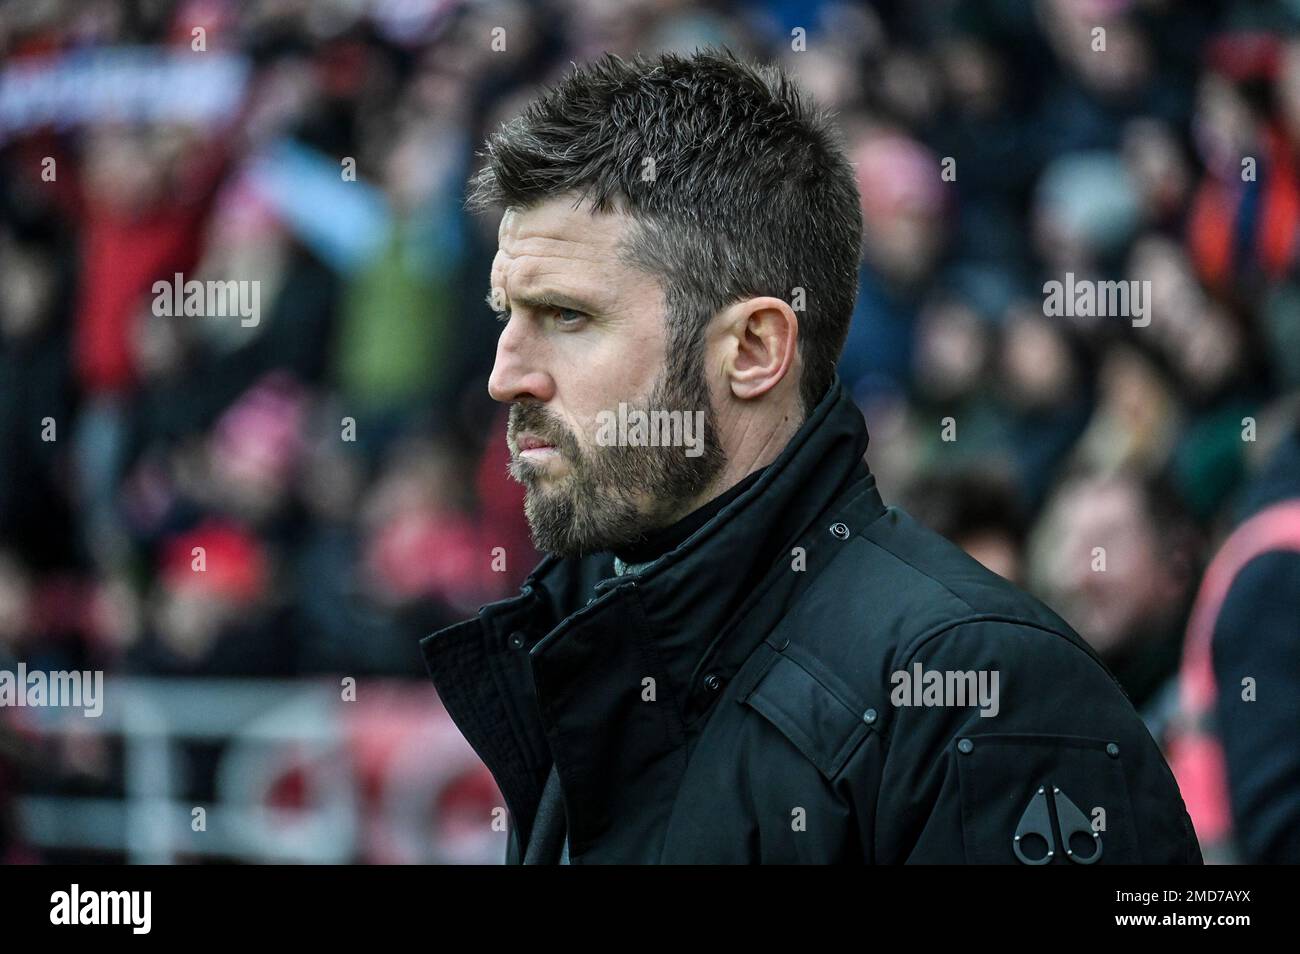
[740,648,874,780]
[953,732,1141,864]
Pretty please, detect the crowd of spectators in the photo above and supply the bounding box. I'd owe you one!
[1,0,1298,857]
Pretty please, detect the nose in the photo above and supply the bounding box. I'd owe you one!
[487,315,555,404]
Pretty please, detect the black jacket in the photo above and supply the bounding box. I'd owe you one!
[420,378,1203,864]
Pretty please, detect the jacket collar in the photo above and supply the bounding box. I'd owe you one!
[539,372,872,697]
[420,374,884,855]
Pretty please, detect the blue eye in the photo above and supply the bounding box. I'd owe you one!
[553,308,585,327]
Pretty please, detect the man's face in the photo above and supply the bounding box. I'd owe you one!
[487,197,725,557]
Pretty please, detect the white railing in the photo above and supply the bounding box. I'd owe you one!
[7,677,505,864]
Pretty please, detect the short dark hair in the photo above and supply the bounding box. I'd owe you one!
[468,49,863,414]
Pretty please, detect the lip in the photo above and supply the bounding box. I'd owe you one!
[516,432,556,453]
[519,447,559,462]
[515,432,561,464]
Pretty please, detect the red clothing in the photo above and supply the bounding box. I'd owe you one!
[1188,126,1300,293]
[73,200,210,395]
[71,140,228,396]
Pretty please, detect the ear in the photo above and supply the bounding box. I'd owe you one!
[717,297,799,401]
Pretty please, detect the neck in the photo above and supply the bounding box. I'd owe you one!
[615,461,769,567]
[676,404,801,522]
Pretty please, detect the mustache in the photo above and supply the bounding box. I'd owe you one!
[507,403,580,458]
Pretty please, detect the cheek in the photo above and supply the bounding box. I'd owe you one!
[557,340,662,426]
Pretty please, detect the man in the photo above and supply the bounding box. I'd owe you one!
[1169,421,1300,863]
[420,50,1202,864]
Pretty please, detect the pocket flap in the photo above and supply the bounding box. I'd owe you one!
[742,651,873,779]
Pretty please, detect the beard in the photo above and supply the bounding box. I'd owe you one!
[506,344,726,558]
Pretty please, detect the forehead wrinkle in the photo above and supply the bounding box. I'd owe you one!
[490,200,664,320]
[506,268,606,311]
[502,236,621,275]
[494,250,619,314]
[499,199,627,259]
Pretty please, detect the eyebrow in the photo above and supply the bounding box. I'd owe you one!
[484,288,597,314]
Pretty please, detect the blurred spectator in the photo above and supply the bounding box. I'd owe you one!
[1028,470,1202,727]
[899,469,1027,584]
[1169,419,1300,864]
